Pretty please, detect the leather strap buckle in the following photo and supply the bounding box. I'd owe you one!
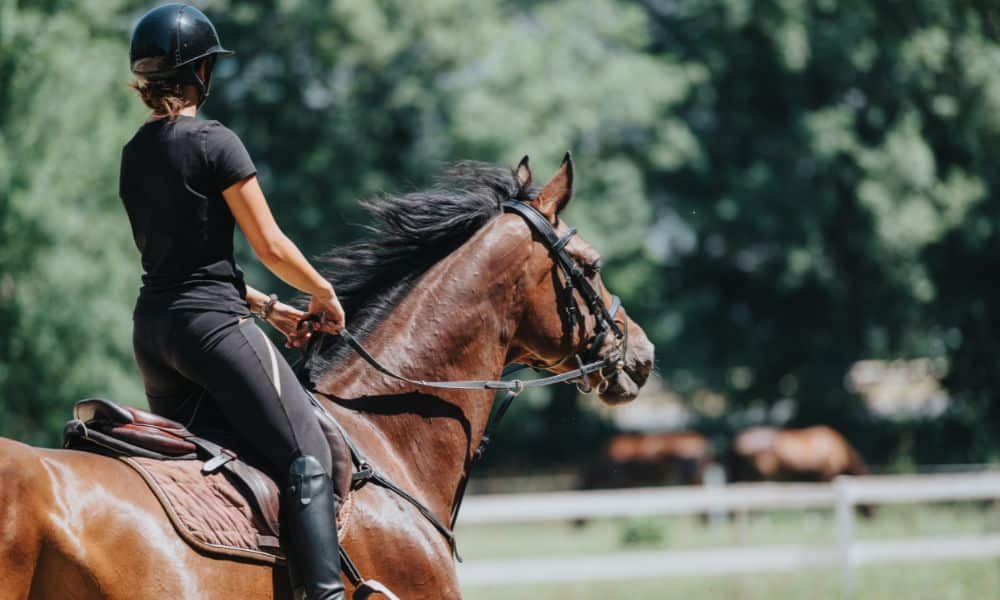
[202,448,237,474]
[351,462,374,489]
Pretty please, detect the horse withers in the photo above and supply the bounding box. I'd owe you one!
[0,154,654,599]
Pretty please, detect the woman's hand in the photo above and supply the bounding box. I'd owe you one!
[307,286,346,336]
[266,301,308,347]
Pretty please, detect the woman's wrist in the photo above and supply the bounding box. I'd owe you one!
[261,294,279,320]
[313,282,336,301]
[245,285,267,314]
[253,293,279,320]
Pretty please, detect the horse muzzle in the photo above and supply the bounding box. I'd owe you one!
[596,330,654,405]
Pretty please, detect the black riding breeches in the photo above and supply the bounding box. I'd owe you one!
[132,310,348,494]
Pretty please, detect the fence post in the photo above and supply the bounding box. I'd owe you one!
[703,462,727,529]
[834,476,856,600]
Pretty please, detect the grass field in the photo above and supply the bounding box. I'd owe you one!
[457,502,1000,599]
[464,560,1000,599]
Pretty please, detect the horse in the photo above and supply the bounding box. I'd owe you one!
[0,155,654,599]
[579,430,713,490]
[727,425,874,518]
[728,426,869,483]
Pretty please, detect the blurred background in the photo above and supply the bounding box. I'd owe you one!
[2,0,1000,598]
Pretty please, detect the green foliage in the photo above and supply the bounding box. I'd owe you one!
[634,0,1000,459]
[2,0,1000,464]
[0,0,146,445]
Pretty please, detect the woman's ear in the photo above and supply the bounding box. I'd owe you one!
[532,152,574,222]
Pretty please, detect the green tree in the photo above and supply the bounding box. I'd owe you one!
[638,0,1000,462]
[0,0,146,445]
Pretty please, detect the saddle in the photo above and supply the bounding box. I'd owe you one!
[63,397,344,564]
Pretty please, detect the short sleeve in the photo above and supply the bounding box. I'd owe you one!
[203,121,257,192]
[118,144,130,200]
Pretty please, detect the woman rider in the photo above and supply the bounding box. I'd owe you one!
[121,4,348,599]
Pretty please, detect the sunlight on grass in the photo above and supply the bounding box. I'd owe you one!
[458,502,1000,598]
[464,560,1000,600]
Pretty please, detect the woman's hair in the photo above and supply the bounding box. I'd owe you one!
[129,79,189,120]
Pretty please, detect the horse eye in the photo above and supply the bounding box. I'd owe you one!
[584,259,602,277]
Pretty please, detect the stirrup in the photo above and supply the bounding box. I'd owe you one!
[354,580,400,600]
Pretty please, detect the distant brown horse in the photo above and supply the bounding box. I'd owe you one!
[728,426,870,482]
[580,431,713,489]
[0,157,654,599]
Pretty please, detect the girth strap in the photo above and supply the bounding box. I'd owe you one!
[307,393,460,559]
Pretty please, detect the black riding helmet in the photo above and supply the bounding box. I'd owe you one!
[129,3,233,101]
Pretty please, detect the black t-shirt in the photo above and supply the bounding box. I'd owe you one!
[119,116,256,315]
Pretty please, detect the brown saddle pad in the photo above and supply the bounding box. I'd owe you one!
[123,457,285,562]
[65,398,351,565]
[120,456,352,565]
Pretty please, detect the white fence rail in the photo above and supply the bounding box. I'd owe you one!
[457,472,1000,597]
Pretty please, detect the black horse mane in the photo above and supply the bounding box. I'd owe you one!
[308,161,534,376]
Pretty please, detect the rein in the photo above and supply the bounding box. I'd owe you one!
[305,322,621,396]
[297,198,629,565]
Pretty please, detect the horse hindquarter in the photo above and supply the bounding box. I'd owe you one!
[0,439,144,600]
[0,438,46,599]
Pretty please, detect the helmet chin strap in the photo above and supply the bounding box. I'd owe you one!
[191,58,215,107]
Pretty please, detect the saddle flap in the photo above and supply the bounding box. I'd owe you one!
[68,398,197,458]
[74,397,134,425]
[108,423,198,455]
[64,420,196,461]
[122,405,192,435]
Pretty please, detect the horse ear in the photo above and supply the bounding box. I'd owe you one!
[534,152,574,221]
[516,155,532,190]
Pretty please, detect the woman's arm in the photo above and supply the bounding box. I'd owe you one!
[224,175,344,333]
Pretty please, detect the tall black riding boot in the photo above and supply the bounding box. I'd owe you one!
[285,455,346,600]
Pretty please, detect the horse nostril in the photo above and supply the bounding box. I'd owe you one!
[627,358,652,387]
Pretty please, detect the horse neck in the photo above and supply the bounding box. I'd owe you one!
[315,218,526,518]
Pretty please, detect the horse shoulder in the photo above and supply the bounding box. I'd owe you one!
[323,406,461,596]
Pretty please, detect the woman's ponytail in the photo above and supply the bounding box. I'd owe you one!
[129,80,189,120]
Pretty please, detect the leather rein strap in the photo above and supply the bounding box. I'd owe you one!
[336,324,619,394]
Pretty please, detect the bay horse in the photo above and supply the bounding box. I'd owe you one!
[728,425,869,483]
[0,155,654,599]
[579,431,713,489]
[728,425,874,517]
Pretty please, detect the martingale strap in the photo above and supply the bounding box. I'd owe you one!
[307,393,462,560]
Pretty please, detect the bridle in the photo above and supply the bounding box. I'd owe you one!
[297,197,632,564]
[502,199,628,394]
